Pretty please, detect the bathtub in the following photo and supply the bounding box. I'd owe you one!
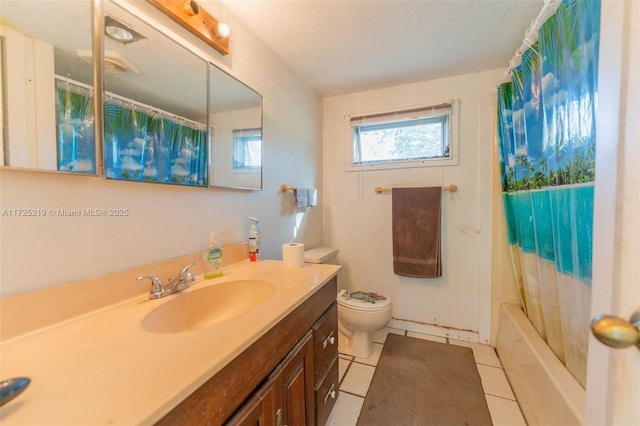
[496,303,585,426]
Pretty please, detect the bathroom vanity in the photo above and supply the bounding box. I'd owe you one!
[0,259,340,425]
[158,277,339,425]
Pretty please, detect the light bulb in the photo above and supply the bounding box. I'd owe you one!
[217,22,230,38]
[105,25,133,43]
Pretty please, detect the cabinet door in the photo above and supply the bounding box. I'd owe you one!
[226,379,276,426]
[272,330,315,426]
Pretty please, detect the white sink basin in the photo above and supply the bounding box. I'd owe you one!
[141,279,275,333]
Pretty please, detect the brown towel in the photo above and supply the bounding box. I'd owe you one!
[392,187,442,278]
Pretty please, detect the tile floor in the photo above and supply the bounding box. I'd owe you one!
[326,327,527,426]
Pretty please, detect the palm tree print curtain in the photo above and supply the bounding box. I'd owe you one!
[496,0,600,388]
[56,80,95,174]
[104,101,208,186]
[55,80,208,186]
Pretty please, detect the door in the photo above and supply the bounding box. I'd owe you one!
[226,379,276,426]
[272,330,315,426]
[585,1,640,424]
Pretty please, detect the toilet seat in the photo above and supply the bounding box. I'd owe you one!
[338,290,391,311]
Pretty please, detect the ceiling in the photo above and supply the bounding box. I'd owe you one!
[220,0,544,97]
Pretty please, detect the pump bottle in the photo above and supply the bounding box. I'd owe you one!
[204,231,223,279]
[249,217,261,262]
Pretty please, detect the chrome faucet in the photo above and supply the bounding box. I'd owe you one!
[165,262,196,294]
[137,262,197,300]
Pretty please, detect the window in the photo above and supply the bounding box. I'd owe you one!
[349,100,458,170]
[232,128,261,169]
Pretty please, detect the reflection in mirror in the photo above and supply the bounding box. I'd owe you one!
[102,1,208,186]
[0,0,96,174]
[209,64,262,190]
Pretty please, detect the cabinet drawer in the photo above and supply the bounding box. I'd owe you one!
[313,303,338,381]
[315,357,339,426]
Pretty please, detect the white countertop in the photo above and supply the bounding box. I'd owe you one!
[0,260,340,425]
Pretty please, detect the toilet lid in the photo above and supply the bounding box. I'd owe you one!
[338,290,391,310]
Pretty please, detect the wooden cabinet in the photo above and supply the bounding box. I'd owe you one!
[226,379,276,426]
[228,331,314,426]
[229,307,339,426]
[315,360,339,426]
[272,331,315,426]
[156,276,338,426]
[313,303,338,380]
[312,304,339,425]
[260,304,340,426]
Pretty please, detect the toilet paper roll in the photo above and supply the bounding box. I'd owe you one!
[282,243,305,268]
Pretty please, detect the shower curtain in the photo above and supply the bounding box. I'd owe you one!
[496,0,600,388]
[103,101,208,186]
[56,80,96,174]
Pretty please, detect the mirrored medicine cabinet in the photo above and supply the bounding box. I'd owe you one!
[0,0,262,190]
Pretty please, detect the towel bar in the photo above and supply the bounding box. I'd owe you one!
[375,185,457,194]
[280,184,297,192]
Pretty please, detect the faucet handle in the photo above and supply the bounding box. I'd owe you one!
[137,275,164,299]
[179,262,197,277]
[179,262,197,286]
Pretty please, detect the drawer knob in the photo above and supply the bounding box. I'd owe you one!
[323,383,337,405]
[323,331,336,349]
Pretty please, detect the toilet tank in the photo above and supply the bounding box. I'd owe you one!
[304,247,339,264]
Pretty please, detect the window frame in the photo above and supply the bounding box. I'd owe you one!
[231,127,262,171]
[346,99,459,171]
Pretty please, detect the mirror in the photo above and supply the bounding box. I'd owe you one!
[209,64,262,190]
[0,0,263,189]
[0,0,97,174]
[102,1,208,186]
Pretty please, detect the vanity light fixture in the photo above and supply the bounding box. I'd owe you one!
[104,15,146,44]
[148,0,230,55]
[183,0,199,16]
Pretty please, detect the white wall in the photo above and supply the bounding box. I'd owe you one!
[0,0,323,296]
[323,69,514,343]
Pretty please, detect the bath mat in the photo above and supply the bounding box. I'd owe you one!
[357,334,492,425]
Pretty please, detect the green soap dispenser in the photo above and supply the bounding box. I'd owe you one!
[204,231,223,279]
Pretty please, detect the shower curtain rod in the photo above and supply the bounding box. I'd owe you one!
[504,0,562,77]
[55,75,206,130]
[103,90,207,130]
[55,75,93,92]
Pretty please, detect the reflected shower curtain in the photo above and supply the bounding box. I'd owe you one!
[104,102,208,186]
[56,80,96,174]
[496,0,600,388]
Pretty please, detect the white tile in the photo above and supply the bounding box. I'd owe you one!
[326,392,363,426]
[485,394,527,426]
[407,331,447,343]
[354,343,383,366]
[449,339,502,367]
[339,362,376,397]
[477,364,515,400]
[372,326,404,344]
[338,357,351,382]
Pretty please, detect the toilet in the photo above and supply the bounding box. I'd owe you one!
[304,247,392,359]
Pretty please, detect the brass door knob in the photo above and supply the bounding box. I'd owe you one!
[591,311,640,349]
